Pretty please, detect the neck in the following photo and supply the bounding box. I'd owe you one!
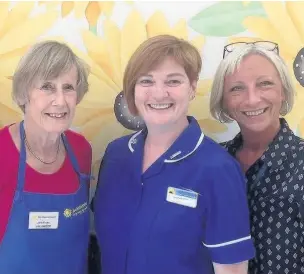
[240,119,281,152]
[145,117,189,150]
[23,120,61,156]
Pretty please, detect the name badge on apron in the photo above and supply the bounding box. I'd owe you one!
[28,212,59,229]
[166,187,198,208]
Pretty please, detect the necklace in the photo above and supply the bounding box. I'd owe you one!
[24,135,61,165]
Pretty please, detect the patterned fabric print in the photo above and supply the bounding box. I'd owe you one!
[222,119,304,274]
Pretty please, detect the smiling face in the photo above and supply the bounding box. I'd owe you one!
[134,57,196,129]
[24,66,78,134]
[223,54,285,134]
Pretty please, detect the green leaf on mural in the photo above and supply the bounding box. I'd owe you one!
[189,1,266,37]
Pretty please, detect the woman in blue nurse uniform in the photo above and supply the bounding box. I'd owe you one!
[0,41,92,274]
[94,35,255,274]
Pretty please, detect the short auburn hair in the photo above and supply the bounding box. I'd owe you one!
[123,34,202,115]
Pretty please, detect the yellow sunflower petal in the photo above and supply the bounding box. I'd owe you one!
[261,1,302,56]
[121,10,146,71]
[227,36,261,44]
[243,17,294,60]
[79,113,117,142]
[286,2,304,43]
[85,1,100,27]
[74,106,114,127]
[0,11,58,55]
[191,36,205,52]
[298,118,304,137]
[0,2,35,38]
[61,1,74,17]
[99,1,115,17]
[82,30,120,89]
[0,79,21,111]
[103,19,122,85]
[146,11,170,37]
[0,103,22,126]
[89,117,126,161]
[73,1,90,19]
[0,2,10,26]
[0,46,29,77]
[196,79,213,96]
[188,95,210,119]
[171,19,188,39]
[197,118,228,133]
[80,74,118,107]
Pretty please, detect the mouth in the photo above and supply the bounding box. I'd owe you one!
[45,112,68,119]
[242,108,268,117]
[148,103,174,110]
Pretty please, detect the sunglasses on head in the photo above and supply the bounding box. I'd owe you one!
[223,41,279,59]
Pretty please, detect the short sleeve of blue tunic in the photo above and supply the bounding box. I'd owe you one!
[94,116,255,274]
[201,150,254,264]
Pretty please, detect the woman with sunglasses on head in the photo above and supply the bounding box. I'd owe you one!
[94,35,255,274]
[210,41,304,274]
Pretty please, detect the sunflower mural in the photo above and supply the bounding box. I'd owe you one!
[1,1,304,185]
[72,7,224,183]
[0,2,58,127]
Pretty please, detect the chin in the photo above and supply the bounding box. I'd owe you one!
[43,122,71,134]
[240,120,272,134]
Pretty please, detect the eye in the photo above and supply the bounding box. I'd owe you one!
[166,79,182,87]
[230,85,244,92]
[259,80,273,87]
[63,84,75,91]
[138,79,154,87]
[40,82,55,91]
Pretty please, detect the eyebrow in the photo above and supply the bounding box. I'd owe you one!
[142,73,186,78]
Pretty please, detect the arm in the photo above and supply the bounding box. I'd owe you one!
[203,155,255,266]
[213,261,248,274]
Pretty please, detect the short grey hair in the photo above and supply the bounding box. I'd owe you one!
[210,44,295,123]
[13,40,90,112]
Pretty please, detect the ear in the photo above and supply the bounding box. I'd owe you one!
[189,80,198,101]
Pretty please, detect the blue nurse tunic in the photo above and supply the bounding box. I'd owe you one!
[94,116,255,274]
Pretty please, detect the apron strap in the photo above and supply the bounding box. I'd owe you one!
[16,121,91,199]
[62,133,92,181]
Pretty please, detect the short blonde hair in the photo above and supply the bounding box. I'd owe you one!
[13,40,90,112]
[210,44,295,123]
[123,34,202,115]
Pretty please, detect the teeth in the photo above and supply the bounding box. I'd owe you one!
[149,104,171,109]
[244,109,265,116]
[48,113,65,118]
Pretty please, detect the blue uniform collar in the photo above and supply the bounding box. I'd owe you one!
[128,116,204,163]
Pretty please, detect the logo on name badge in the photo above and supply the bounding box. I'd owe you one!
[166,187,198,208]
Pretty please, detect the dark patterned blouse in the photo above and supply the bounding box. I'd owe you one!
[222,118,304,274]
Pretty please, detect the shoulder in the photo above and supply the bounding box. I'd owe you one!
[199,136,240,168]
[0,125,17,155]
[65,130,91,153]
[290,134,304,166]
[104,132,137,159]
[0,125,11,143]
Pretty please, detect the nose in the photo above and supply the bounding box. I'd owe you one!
[246,86,261,106]
[53,89,66,106]
[151,84,169,100]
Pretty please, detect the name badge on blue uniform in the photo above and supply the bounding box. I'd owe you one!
[166,187,198,208]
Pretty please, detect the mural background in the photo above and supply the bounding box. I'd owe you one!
[1,1,304,193]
